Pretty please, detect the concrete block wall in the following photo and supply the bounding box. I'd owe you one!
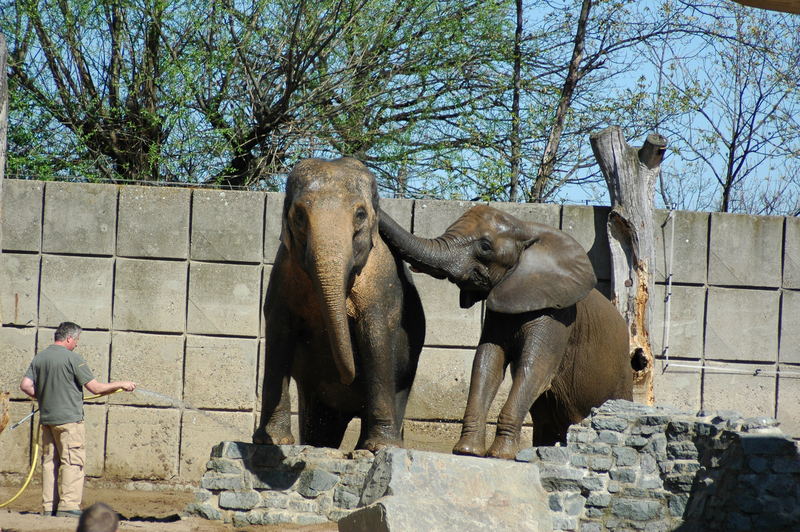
[1,179,798,484]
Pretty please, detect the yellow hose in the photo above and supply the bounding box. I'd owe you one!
[0,390,122,508]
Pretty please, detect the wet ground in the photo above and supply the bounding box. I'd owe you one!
[0,484,337,532]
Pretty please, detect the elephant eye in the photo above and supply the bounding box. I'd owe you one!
[478,239,493,253]
[354,207,368,225]
[292,206,307,230]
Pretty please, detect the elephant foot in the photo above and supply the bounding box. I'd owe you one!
[253,426,295,445]
[485,435,519,460]
[362,437,402,453]
[452,433,486,457]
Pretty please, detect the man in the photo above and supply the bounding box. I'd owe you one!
[19,322,136,518]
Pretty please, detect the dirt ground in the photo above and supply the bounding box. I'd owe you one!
[0,483,338,532]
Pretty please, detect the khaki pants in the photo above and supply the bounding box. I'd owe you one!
[41,421,85,512]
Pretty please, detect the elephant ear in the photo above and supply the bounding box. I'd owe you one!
[486,227,596,314]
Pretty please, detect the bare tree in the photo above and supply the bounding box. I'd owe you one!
[652,2,800,214]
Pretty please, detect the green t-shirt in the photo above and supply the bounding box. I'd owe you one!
[24,345,95,425]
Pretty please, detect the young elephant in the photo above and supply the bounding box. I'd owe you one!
[254,158,425,451]
[379,204,632,459]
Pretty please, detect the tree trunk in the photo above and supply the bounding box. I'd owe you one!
[508,0,523,202]
[590,126,666,405]
[531,0,591,202]
[0,34,7,324]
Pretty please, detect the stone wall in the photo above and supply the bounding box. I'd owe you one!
[1,179,799,484]
[188,400,800,531]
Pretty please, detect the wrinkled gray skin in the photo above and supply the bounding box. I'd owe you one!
[379,204,632,459]
[254,158,424,451]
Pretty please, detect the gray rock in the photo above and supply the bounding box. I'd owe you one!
[586,492,612,508]
[516,447,537,462]
[200,472,248,491]
[611,498,664,521]
[537,446,571,464]
[297,468,339,498]
[613,447,640,467]
[219,490,261,510]
[185,502,222,521]
[591,416,629,432]
[206,458,244,474]
[344,448,552,531]
[609,468,637,483]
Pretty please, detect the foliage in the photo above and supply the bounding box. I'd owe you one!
[2,0,798,214]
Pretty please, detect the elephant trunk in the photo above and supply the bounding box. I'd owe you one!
[307,233,357,386]
[378,208,454,280]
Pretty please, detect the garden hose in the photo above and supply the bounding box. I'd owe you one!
[0,389,122,508]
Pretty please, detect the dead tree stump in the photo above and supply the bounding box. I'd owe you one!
[590,126,667,405]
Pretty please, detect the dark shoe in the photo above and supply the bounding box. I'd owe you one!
[55,509,82,518]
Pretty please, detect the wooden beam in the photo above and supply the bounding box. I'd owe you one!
[731,0,800,14]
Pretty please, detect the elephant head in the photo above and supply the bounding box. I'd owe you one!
[282,157,380,384]
[378,204,597,313]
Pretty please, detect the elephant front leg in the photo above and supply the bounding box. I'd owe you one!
[486,314,568,459]
[356,318,403,452]
[453,341,507,457]
[254,303,295,445]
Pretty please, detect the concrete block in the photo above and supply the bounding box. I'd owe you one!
[412,200,477,237]
[561,205,611,281]
[1,179,43,251]
[652,284,705,359]
[180,410,254,481]
[42,181,117,255]
[263,192,284,264]
[780,291,800,364]
[184,336,258,410]
[654,209,708,284]
[490,201,561,229]
[0,401,34,473]
[0,327,37,400]
[652,360,702,413]
[776,367,800,438]
[702,362,776,419]
[406,347,524,423]
[39,255,113,328]
[117,186,190,258]
[105,405,180,480]
[113,258,187,333]
[784,217,800,288]
[412,273,481,347]
[191,189,265,262]
[68,330,111,389]
[258,265,271,339]
[1,253,39,326]
[705,288,779,362]
[406,347,472,421]
[109,332,184,407]
[187,263,262,336]
[84,404,107,477]
[379,198,414,231]
[708,212,782,287]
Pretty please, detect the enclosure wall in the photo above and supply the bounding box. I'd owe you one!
[1,180,798,482]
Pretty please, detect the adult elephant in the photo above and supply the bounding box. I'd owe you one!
[379,204,632,459]
[254,158,425,452]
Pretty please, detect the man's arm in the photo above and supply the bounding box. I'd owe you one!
[20,376,36,399]
[84,380,137,396]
